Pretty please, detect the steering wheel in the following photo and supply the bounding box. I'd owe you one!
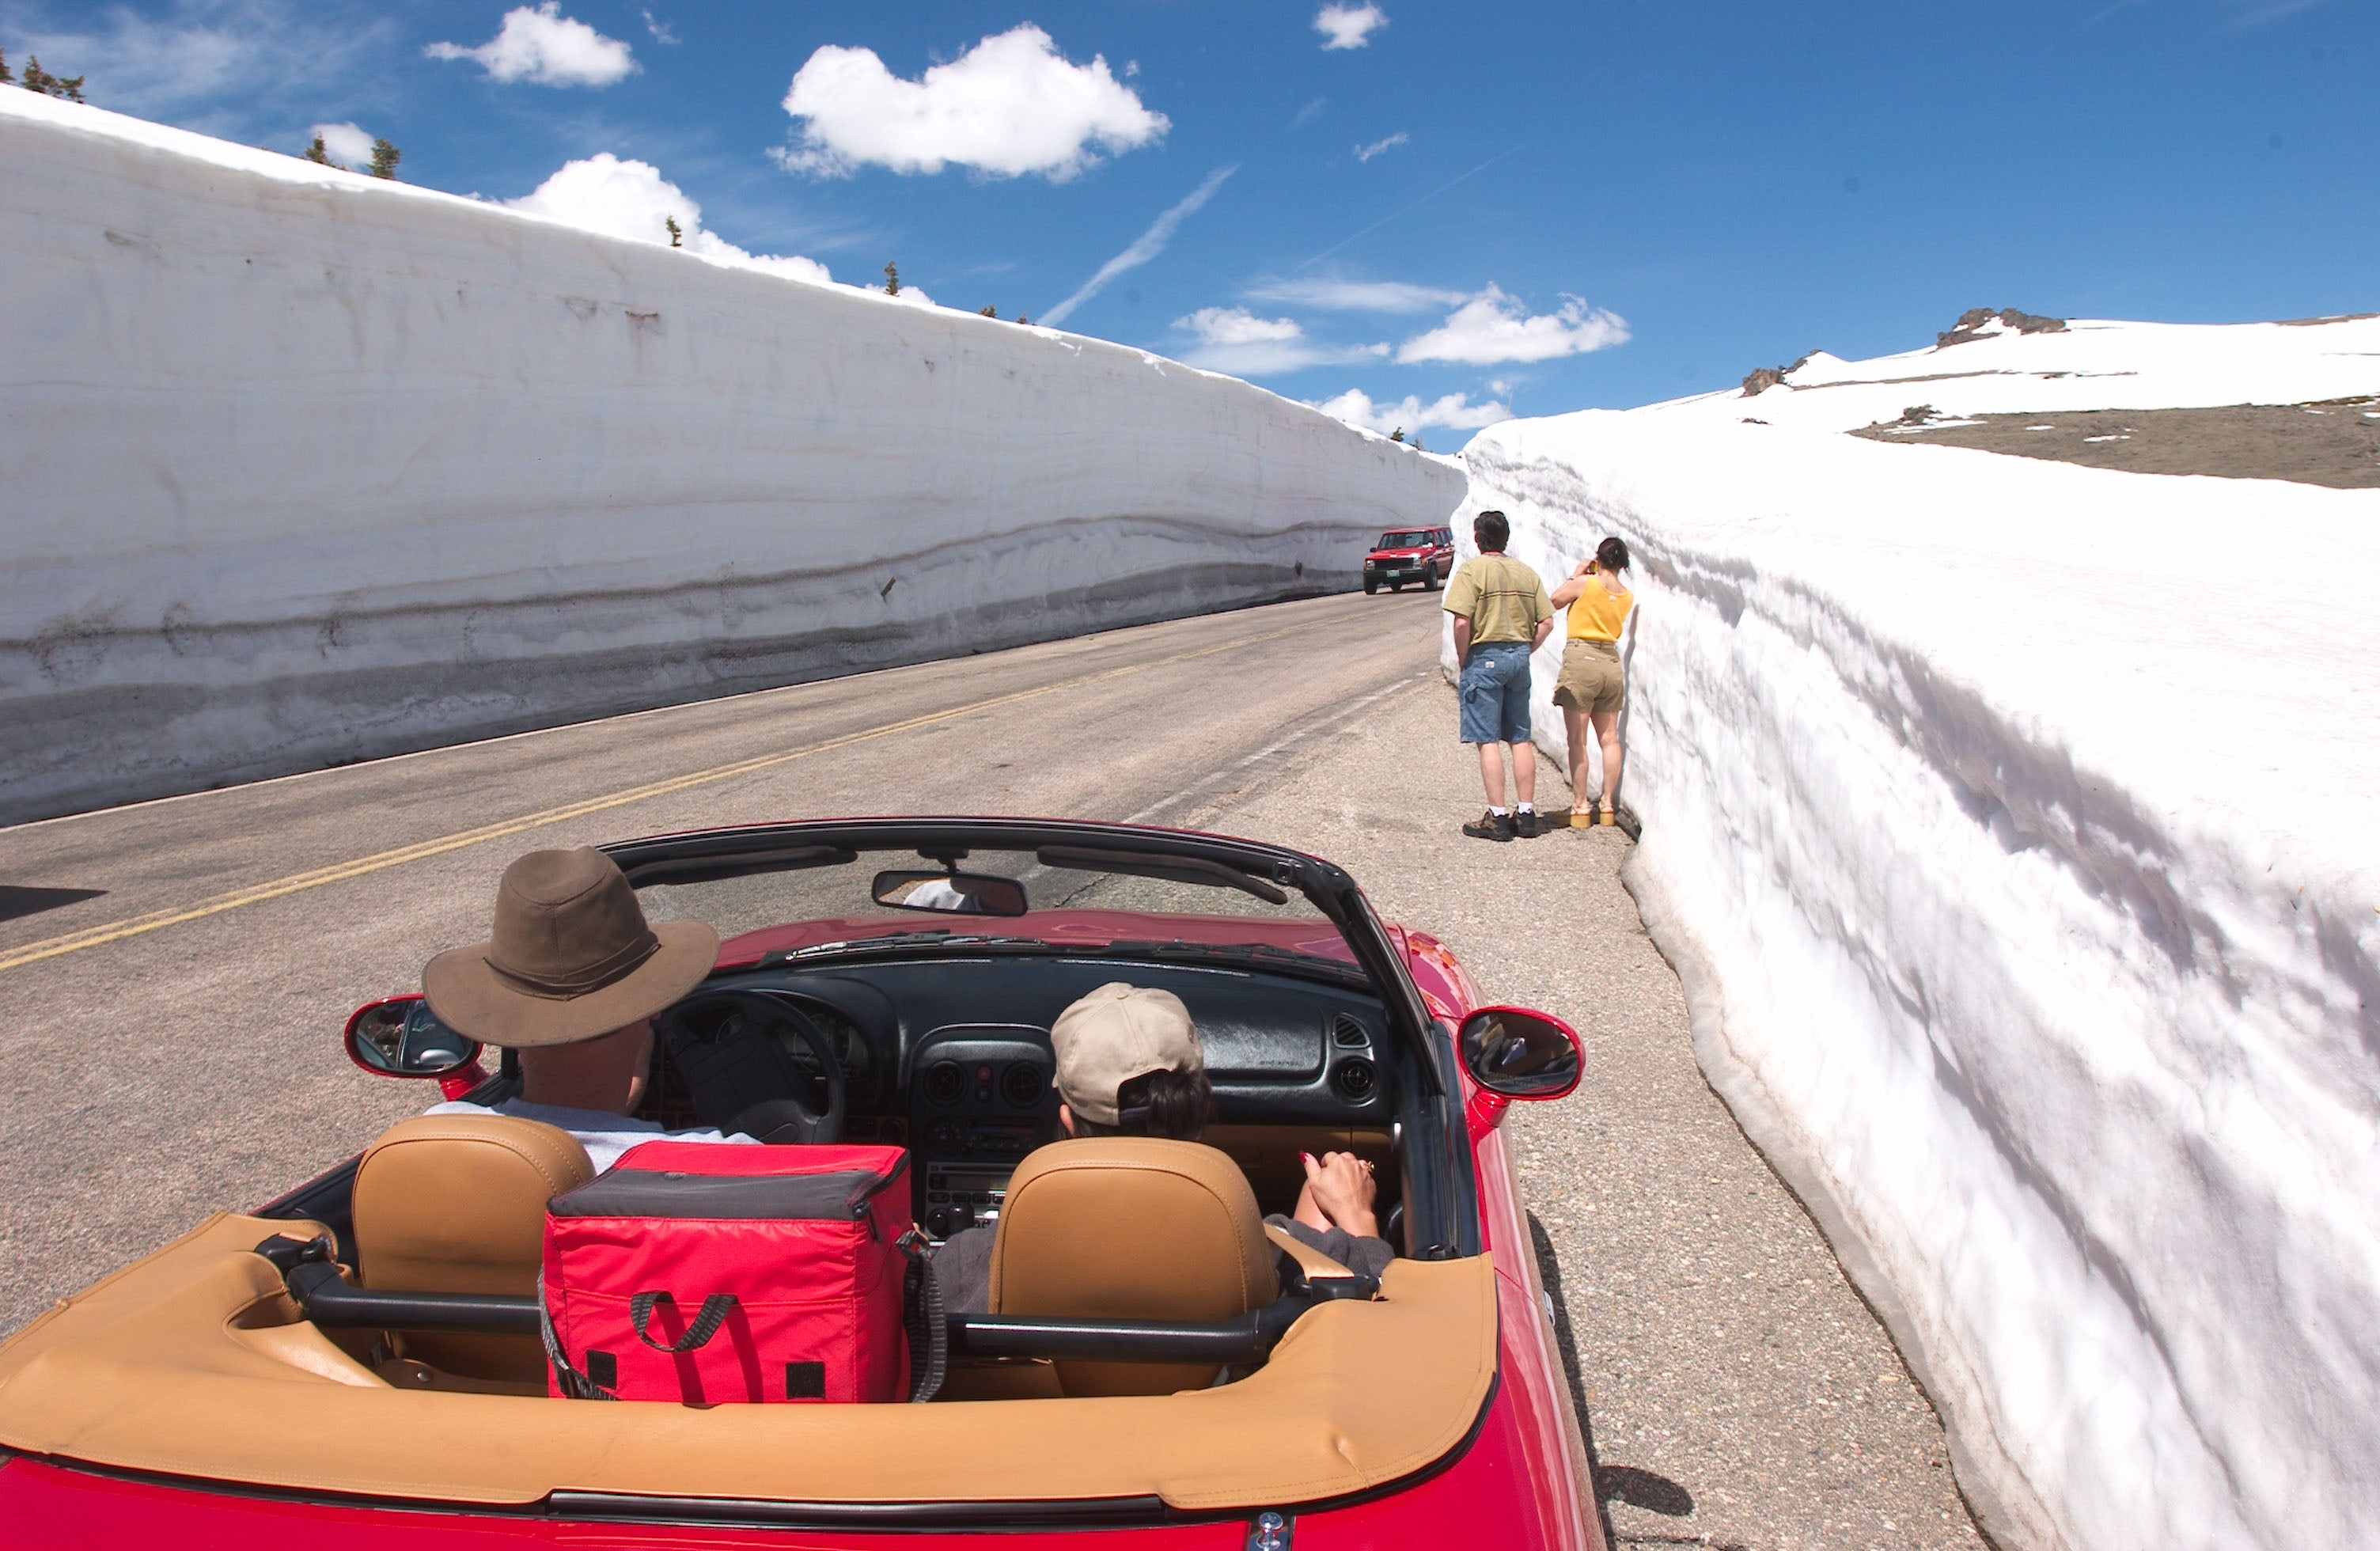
[654,990,847,1145]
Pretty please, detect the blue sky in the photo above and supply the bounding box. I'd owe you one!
[8,0,2373,446]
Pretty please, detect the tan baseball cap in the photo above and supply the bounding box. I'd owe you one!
[1050,983,1204,1126]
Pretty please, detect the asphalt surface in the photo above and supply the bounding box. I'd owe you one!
[0,588,1983,1549]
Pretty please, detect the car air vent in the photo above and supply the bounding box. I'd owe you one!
[1000,1063,1046,1109]
[1332,1058,1378,1102]
[1332,1014,1370,1049]
[926,1060,965,1106]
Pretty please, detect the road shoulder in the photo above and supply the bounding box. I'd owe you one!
[1184,673,1985,1551]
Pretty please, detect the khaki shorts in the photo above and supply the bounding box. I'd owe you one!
[1552,638,1623,715]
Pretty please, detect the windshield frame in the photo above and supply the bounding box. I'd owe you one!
[598,817,1473,1258]
[601,817,1439,1084]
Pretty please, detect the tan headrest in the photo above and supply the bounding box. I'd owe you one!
[989,1138,1278,1397]
[351,1114,592,1294]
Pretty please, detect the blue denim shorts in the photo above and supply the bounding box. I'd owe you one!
[1458,642,1533,744]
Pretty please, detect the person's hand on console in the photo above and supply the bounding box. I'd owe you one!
[1294,1150,1379,1239]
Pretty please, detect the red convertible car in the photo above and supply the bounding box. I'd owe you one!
[0,817,1601,1549]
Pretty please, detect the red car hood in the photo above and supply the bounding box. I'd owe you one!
[718,908,1360,968]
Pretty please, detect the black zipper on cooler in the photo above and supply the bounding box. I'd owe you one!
[845,1152,909,1238]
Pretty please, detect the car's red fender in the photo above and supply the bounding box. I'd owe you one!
[1397,927,1602,1549]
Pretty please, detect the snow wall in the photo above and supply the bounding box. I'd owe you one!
[1448,317,2380,1551]
[0,91,1461,825]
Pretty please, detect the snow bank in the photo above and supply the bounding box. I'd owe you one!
[1452,315,2380,1551]
[0,91,1459,825]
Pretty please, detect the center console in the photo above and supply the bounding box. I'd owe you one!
[908,1024,1061,1240]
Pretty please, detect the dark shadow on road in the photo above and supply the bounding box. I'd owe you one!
[1597,1465,1696,1516]
[0,885,106,923]
[1529,1208,1707,1541]
[1529,1208,1621,1551]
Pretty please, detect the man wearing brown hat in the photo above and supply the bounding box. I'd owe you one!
[422,847,752,1171]
[933,982,1393,1313]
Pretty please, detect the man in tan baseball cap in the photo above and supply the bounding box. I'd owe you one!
[934,982,1394,1312]
[420,847,749,1170]
[1048,982,1210,1134]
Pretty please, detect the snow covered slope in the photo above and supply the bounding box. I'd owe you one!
[0,91,1459,825]
[1454,315,2380,1551]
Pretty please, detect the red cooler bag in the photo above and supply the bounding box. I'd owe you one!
[541,1141,937,1404]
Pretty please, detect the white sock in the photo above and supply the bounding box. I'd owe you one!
[1517,803,1533,814]
[1490,806,1510,817]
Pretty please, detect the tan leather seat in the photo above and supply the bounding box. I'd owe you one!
[988,1137,1279,1397]
[351,1114,593,1384]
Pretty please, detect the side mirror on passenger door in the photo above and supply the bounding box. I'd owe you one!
[1457,1006,1581,1140]
[345,995,488,1099]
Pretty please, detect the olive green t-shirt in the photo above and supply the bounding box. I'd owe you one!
[1442,553,1552,644]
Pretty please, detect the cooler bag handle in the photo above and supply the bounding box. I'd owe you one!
[900,1230,946,1403]
[630,1291,741,1353]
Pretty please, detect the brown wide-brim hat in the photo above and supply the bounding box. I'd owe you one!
[423,848,719,1048]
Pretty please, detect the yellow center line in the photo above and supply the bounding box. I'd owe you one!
[0,620,1317,976]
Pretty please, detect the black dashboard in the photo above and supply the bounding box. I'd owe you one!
[645,953,1398,1240]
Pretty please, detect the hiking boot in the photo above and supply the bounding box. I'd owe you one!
[1463,810,1516,842]
[1514,810,1538,838]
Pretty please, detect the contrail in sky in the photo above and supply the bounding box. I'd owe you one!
[1293,144,1525,274]
[1042,165,1237,326]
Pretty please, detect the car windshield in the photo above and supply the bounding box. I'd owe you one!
[1378,530,1431,548]
[632,843,1362,978]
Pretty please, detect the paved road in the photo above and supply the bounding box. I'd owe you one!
[0,589,1982,1549]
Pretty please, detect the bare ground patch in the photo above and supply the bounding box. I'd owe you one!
[1852,400,2380,489]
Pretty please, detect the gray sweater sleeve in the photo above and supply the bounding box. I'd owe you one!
[1264,1214,1397,1281]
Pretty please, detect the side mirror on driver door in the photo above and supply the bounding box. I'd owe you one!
[344,995,489,1099]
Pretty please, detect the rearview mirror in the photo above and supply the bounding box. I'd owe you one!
[870,870,1030,917]
[344,996,484,1079]
[1457,1006,1582,1099]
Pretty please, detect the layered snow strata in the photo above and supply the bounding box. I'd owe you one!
[0,91,1460,825]
[1451,316,2380,1551]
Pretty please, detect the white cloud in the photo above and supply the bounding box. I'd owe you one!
[1040,165,1235,325]
[1169,307,1389,376]
[1179,307,1304,347]
[309,120,373,165]
[1397,286,1630,365]
[1292,96,1328,128]
[1244,276,1469,313]
[1306,388,1512,437]
[1313,4,1388,50]
[506,154,832,286]
[426,2,636,86]
[1354,131,1408,162]
[642,9,678,44]
[776,25,1165,181]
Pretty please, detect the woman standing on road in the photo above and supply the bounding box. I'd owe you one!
[1550,537,1635,826]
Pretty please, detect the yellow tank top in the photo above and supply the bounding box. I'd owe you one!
[1566,575,1634,641]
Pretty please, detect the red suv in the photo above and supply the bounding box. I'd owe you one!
[1363,525,1455,593]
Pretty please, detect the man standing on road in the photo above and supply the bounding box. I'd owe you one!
[1442,510,1554,840]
